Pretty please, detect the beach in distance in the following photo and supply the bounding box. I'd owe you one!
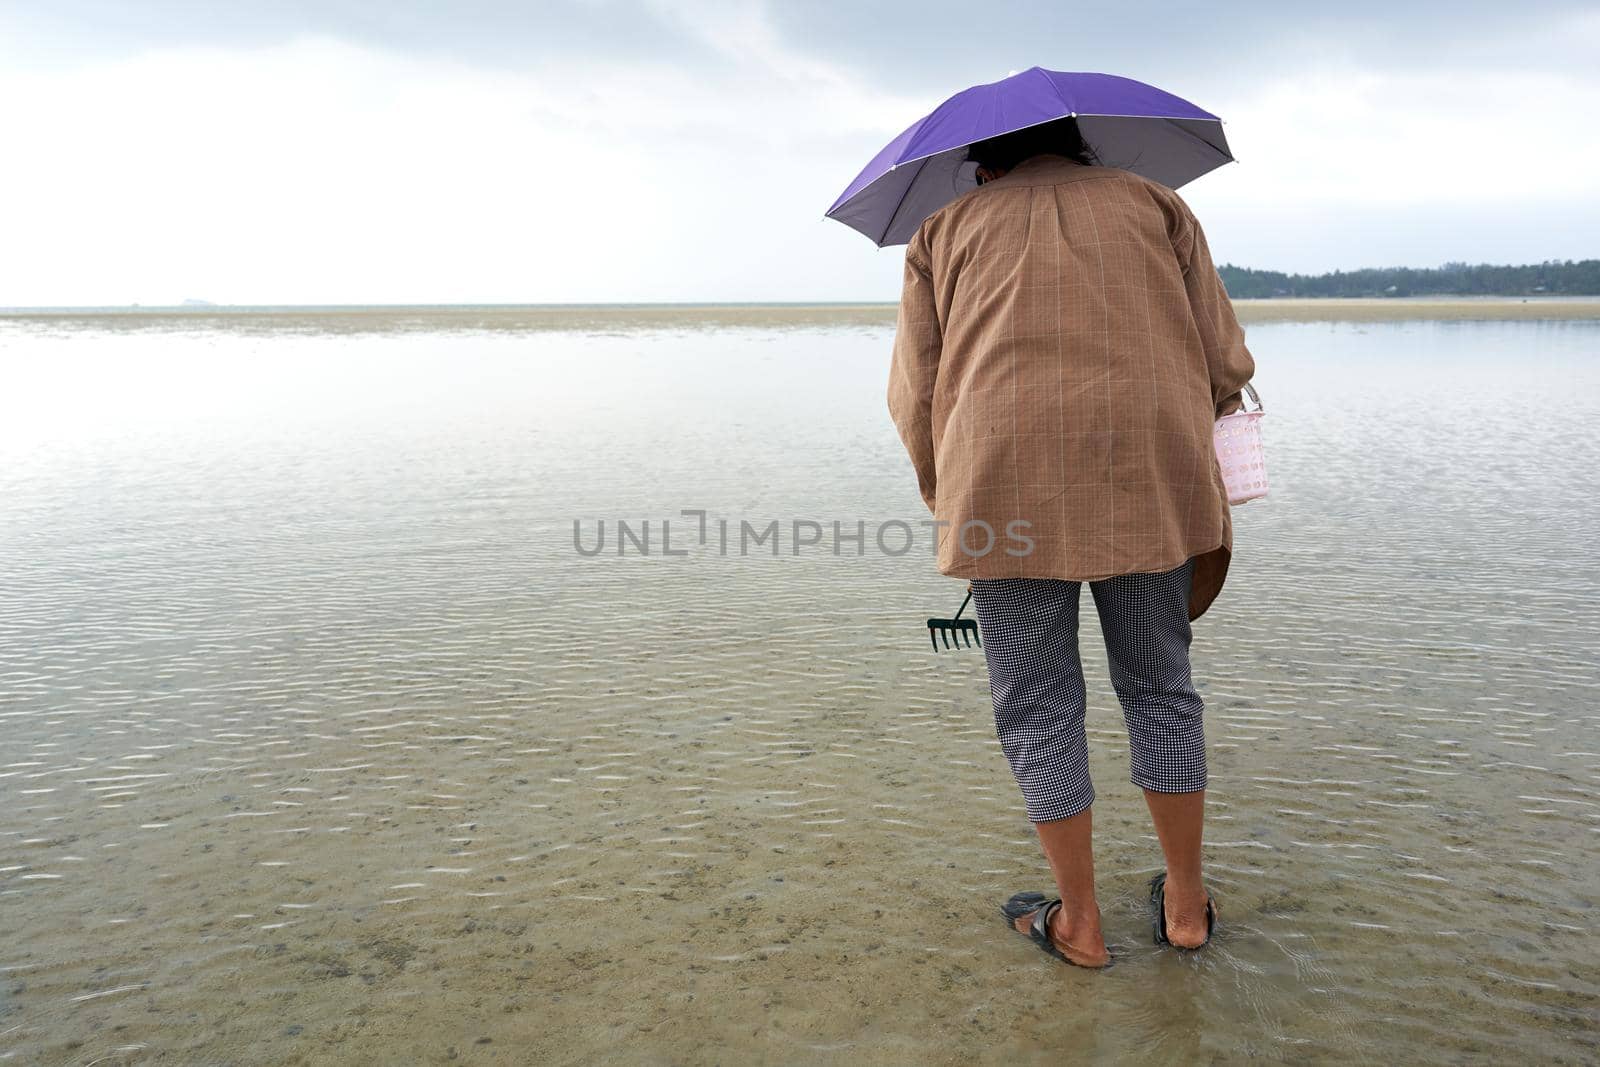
[4,295,1599,336]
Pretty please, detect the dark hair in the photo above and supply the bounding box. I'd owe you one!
[967,115,1100,172]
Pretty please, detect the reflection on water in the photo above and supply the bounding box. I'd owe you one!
[1,313,1597,1065]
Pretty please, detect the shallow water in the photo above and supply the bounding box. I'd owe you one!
[1,312,1597,1065]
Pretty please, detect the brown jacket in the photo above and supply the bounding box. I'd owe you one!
[887,153,1256,621]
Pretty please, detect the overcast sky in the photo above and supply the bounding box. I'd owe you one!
[1,1,1596,306]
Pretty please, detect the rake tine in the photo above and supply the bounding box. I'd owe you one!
[941,627,952,650]
[928,626,939,653]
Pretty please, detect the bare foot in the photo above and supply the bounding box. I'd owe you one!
[1162,878,1217,948]
[1013,902,1111,968]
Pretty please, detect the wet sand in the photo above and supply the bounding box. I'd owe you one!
[2,296,1598,336]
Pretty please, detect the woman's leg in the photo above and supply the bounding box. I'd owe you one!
[1028,807,1108,965]
[1141,787,1211,947]
[1089,557,1213,947]
[970,577,1108,965]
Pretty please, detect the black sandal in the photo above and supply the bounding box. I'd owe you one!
[1000,891,1112,969]
[1148,872,1217,948]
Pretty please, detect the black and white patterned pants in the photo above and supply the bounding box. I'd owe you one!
[969,556,1206,822]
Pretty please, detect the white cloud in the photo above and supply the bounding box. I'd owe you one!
[1212,67,1600,208]
[0,6,1594,304]
[0,27,919,305]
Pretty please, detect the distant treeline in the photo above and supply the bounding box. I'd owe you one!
[1216,259,1600,299]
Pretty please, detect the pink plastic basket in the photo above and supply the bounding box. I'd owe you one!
[1213,382,1268,505]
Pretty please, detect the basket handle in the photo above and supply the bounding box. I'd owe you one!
[1228,381,1262,414]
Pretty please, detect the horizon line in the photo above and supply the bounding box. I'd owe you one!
[6,295,1600,314]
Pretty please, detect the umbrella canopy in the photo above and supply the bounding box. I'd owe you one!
[825,67,1233,247]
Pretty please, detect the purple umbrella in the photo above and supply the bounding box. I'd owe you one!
[825,67,1233,247]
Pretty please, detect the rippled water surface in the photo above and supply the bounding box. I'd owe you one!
[2,312,1597,1065]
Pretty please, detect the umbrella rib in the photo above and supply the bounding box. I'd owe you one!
[864,105,940,242]
[1159,117,1232,160]
[825,102,939,221]
[1030,66,1074,118]
[878,156,932,246]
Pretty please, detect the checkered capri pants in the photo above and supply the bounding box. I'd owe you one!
[968,556,1206,822]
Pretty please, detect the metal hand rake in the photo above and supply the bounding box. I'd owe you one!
[927,587,981,651]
